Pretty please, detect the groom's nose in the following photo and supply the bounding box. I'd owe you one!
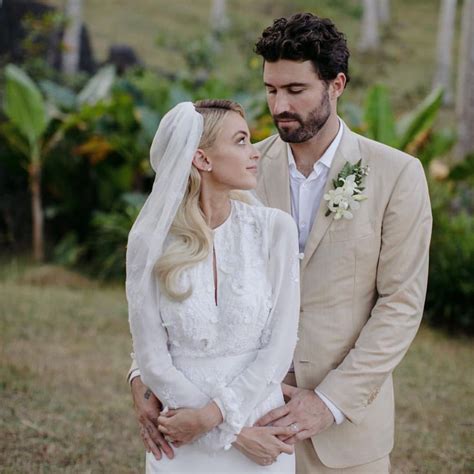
[272,92,291,116]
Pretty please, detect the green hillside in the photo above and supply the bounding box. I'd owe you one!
[44,0,460,113]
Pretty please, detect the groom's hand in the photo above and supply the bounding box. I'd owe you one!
[255,384,334,444]
[131,376,174,460]
[233,426,295,466]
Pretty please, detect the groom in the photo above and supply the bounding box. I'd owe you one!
[128,12,432,473]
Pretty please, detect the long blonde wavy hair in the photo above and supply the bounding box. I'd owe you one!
[155,99,250,301]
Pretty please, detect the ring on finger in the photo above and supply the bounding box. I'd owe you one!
[290,422,299,432]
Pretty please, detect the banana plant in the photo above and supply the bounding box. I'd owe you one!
[343,84,452,166]
[1,64,116,262]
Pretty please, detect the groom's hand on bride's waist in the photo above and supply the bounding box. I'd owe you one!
[255,384,334,444]
[131,376,174,461]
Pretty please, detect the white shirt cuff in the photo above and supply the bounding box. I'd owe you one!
[315,389,346,425]
[128,368,141,385]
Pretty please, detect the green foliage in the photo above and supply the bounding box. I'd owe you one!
[53,232,84,267]
[77,65,116,106]
[363,84,397,147]
[426,181,474,333]
[4,64,50,149]
[89,193,146,279]
[345,84,447,161]
[396,87,444,151]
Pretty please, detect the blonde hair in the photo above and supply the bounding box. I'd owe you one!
[155,99,250,301]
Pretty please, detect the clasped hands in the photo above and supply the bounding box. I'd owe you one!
[157,402,223,446]
[133,378,334,466]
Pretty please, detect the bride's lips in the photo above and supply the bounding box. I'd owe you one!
[246,166,258,174]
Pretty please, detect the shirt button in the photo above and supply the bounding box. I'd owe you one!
[298,253,304,260]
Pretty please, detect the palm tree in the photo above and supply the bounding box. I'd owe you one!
[378,0,391,25]
[210,0,229,52]
[359,0,380,52]
[455,0,474,160]
[433,0,458,105]
[62,0,83,74]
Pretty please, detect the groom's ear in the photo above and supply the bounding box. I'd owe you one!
[192,149,212,172]
[330,73,347,99]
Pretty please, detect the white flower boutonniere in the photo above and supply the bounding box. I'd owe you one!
[324,159,369,220]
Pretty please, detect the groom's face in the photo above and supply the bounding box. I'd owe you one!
[263,60,334,143]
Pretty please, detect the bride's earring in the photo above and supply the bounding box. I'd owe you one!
[207,165,213,172]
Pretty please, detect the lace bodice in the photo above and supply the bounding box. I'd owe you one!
[161,200,281,359]
[132,200,300,451]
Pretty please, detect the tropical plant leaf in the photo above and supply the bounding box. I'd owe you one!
[135,105,161,142]
[77,65,116,105]
[40,79,77,110]
[363,84,397,147]
[418,128,456,165]
[4,64,49,148]
[396,87,444,151]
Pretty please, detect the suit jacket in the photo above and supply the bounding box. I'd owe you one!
[254,122,432,468]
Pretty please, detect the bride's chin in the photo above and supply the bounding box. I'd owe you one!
[239,180,257,191]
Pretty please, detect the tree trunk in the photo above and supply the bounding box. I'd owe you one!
[359,0,380,52]
[455,0,474,160]
[378,0,391,24]
[433,0,458,105]
[210,0,229,53]
[62,0,82,75]
[210,0,229,35]
[29,148,44,262]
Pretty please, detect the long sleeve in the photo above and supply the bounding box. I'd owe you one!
[211,210,300,443]
[128,273,211,409]
[316,158,432,425]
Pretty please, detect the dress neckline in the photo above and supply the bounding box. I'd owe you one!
[212,200,234,233]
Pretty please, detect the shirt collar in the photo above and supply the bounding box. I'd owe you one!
[287,118,343,176]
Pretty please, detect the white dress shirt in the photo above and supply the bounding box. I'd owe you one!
[288,119,346,424]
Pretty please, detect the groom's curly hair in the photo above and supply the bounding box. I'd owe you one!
[254,12,350,86]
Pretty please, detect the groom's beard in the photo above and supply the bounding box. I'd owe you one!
[273,91,331,143]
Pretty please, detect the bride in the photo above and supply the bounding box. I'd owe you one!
[126,100,300,473]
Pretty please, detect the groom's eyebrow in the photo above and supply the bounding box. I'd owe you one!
[264,82,308,89]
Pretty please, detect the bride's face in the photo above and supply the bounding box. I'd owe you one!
[204,112,260,191]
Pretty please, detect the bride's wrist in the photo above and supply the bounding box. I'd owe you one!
[199,402,223,432]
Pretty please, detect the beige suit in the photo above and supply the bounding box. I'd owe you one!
[255,122,432,471]
[128,122,432,471]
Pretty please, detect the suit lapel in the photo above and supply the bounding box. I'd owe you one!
[301,122,361,271]
[260,137,291,214]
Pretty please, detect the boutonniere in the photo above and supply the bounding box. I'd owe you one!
[323,159,369,220]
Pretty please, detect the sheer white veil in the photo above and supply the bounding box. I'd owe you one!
[126,102,203,379]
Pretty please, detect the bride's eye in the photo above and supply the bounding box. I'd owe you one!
[238,137,246,145]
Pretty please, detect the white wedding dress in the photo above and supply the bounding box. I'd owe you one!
[144,199,300,473]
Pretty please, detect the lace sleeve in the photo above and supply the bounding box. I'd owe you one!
[127,234,210,410]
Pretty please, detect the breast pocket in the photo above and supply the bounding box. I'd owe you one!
[329,218,374,243]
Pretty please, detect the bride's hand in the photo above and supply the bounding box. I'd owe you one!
[157,402,223,445]
[233,426,294,466]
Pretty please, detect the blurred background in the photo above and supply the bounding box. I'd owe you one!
[0,0,473,472]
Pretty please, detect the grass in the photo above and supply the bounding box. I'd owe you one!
[0,263,473,473]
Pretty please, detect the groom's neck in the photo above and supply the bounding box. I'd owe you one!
[290,114,340,173]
